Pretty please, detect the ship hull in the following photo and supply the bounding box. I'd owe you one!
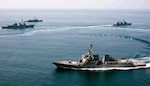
[2,25,34,29]
[25,20,42,22]
[53,60,146,70]
[113,23,131,26]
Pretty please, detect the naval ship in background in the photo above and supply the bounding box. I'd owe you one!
[113,20,131,26]
[25,17,43,22]
[2,22,34,29]
[53,44,146,70]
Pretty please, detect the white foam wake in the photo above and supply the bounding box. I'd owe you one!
[136,57,150,63]
[19,25,99,37]
[70,63,150,71]
[100,24,113,27]
[20,29,52,36]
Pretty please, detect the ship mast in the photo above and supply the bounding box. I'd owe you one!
[88,43,93,56]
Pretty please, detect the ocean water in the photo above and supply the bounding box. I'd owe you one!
[0,9,150,86]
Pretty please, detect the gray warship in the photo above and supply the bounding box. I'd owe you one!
[113,20,131,26]
[2,23,34,29]
[25,18,42,22]
[53,44,146,70]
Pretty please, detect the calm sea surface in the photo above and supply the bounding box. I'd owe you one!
[0,9,150,86]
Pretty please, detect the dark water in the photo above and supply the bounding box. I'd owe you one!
[0,9,150,86]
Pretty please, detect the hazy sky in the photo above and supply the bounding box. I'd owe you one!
[0,0,150,9]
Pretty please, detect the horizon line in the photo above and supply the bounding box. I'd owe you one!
[0,8,150,10]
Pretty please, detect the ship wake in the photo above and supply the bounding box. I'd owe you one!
[71,63,150,71]
[71,57,150,71]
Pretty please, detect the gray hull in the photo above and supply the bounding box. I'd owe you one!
[53,61,146,70]
[2,24,34,29]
